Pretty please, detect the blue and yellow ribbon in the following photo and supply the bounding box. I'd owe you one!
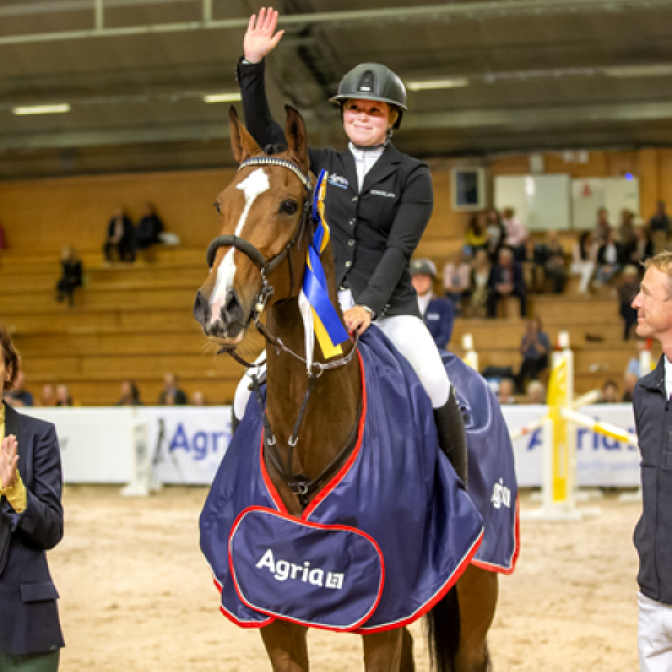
[302,170,349,358]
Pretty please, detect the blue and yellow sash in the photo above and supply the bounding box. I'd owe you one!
[301,170,350,358]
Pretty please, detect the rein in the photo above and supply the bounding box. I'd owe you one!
[209,155,360,509]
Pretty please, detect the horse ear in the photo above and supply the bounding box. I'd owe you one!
[284,105,309,174]
[228,106,260,164]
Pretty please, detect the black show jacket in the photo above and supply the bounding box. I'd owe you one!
[237,58,434,318]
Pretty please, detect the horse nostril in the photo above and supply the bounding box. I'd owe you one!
[193,290,211,328]
[223,290,245,324]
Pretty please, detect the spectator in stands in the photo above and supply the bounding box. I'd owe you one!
[502,207,528,262]
[618,265,640,341]
[627,338,650,378]
[594,207,612,245]
[485,209,507,263]
[649,200,670,247]
[103,205,135,263]
[516,318,550,393]
[411,259,454,350]
[545,229,567,294]
[3,372,33,407]
[497,378,515,405]
[116,380,143,406]
[192,391,206,406]
[487,247,526,318]
[464,213,488,256]
[595,227,623,286]
[571,229,597,294]
[522,237,546,293]
[527,380,546,404]
[55,385,72,407]
[622,372,638,403]
[470,248,491,318]
[158,373,187,406]
[443,250,472,316]
[627,223,654,270]
[134,201,164,251]
[38,384,56,407]
[617,209,636,251]
[55,246,83,306]
[599,379,619,403]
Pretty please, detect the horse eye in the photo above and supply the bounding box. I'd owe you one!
[279,199,298,216]
[213,202,221,214]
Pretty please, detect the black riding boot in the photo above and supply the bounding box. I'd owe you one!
[433,387,468,488]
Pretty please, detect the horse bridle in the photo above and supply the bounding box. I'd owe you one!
[205,156,314,329]
[207,154,360,508]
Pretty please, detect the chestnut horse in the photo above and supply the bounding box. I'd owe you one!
[193,105,498,672]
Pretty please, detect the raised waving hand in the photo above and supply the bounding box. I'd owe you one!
[244,7,285,64]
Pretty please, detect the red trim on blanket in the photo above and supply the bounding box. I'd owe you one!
[212,573,274,629]
[227,505,385,632]
[303,350,367,520]
[353,527,484,634]
[471,495,521,575]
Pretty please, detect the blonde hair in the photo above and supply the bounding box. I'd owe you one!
[644,251,672,276]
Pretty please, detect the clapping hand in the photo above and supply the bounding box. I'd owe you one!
[244,7,285,63]
[0,434,18,490]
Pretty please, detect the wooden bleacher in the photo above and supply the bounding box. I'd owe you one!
[1,242,651,406]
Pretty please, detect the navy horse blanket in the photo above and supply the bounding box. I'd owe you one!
[200,327,484,633]
[442,352,520,573]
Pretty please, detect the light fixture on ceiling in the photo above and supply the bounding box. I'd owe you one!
[407,78,469,91]
[203,92,242,103]
[604,64,672,78]
[12,103,70,115]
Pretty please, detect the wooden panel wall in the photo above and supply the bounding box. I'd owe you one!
[2,148,672,252]
[0,169,236,251]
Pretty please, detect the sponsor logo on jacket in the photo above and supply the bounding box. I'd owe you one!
[370,189,396,198]
[256,548,345,590]
[328,174,349,189]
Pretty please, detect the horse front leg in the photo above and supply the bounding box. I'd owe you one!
[261,620,309,671]
[454,565,499,672]
[362,629,403,672]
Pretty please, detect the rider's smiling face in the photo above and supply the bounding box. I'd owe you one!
[342,99,393,147]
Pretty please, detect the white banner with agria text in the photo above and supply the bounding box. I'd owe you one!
[19,404,638,487]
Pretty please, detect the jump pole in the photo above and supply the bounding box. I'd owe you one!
[523,331,601,521]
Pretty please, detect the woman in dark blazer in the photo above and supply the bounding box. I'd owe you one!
[0,324,64,671]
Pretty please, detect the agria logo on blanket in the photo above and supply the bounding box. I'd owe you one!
[256,549,345,590]
[491,478,511,509]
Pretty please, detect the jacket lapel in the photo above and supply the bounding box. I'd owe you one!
[361,143,402,194]
[338,151,359,196]
[0,402,19,576]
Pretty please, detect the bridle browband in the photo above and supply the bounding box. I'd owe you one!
[206,154,360,509]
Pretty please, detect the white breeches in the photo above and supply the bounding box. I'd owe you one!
[639,591,672,671]
[233,289,451,420]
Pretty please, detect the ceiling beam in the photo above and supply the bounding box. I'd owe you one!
[2,0,672,46]
[4,100,672,150]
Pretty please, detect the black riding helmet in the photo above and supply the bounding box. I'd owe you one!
[330,63,407,130]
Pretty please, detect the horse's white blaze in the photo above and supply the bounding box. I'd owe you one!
[210,168,270,325]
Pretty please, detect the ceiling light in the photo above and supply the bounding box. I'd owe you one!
[407,78,469,91]
[604,64,672,78]
[12,103,70,115]
[203,93,242,103]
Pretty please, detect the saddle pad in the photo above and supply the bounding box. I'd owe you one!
[442,352,520,574]
[229,507,384,631]
[201,326,484,633]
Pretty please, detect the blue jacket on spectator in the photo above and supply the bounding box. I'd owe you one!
[420,295,454,350]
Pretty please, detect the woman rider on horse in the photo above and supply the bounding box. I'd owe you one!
[234,7,468,485]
